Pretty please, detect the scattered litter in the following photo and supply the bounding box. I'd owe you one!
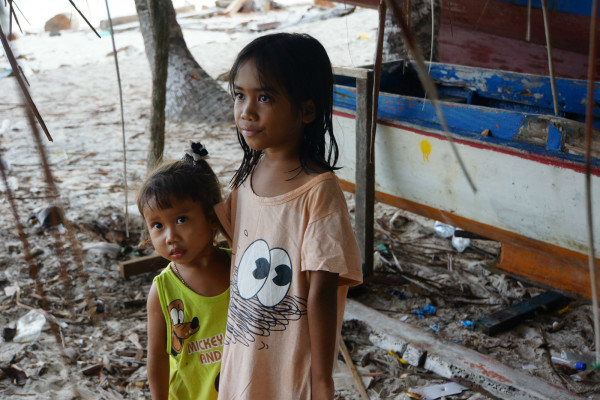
[551,350,594,372]
[412,304,436,318]
[461,320,474,329]
[0,364,27,386]
[451,235,470,252]
[392,289,406,300]
[13,309,46,343]
[522,364,538,370]
[356,32,371,40]
[429,323,440,332]
[83,242,122,259]
[433,221,454,238]
[409,382,468,400]
[28,205,65,230]
[387,350,407,365]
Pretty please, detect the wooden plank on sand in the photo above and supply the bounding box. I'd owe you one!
[120,253,169,278]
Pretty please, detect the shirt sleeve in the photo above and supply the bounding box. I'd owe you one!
[300,184,363,287]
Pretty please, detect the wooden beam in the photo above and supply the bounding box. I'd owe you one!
[344,299,584,400]
[354,71,375,279]
[119,253,169,278]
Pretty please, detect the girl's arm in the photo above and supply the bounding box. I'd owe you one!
[147,282,170,399]
[307,270,339,400]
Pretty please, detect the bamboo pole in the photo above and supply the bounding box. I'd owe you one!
[540,0,559,115]
[339,339,370,400]
[526,0,531,41]
[584,0,600,369]
[370,0,386,163]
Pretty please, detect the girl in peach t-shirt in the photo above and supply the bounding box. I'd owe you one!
[216,33,363,400]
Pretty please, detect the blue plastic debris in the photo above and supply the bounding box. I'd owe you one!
[429,324,440,332]
[461,320,474,329]
[412,304,436,318]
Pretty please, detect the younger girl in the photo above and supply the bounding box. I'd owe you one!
[216,33,363,400]
[139,143,230,400]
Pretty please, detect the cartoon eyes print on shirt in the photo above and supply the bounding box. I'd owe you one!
[226,239,306,347]
[237,240,292,306]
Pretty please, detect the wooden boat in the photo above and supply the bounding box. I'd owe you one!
[333,60,600,299]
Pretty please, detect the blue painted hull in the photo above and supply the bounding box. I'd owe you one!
[334,60,600,168]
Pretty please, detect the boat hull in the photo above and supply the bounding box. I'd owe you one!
[333,110,600,298]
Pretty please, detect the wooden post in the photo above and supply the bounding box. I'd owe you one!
[355,71,375,279]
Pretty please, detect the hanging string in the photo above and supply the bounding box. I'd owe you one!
[104,0,130,238]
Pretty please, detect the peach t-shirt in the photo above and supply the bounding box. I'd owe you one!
[215,172,363,399]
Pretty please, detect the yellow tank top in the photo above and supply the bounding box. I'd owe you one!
[154,261,229,400]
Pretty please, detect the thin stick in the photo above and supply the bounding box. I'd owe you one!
[383,0,477,192]
[104,0,130,238]
[540,0,559,115]
[370,0,386,163]
[475,0,490,30]
[526,0,531,41]
[584,0,600,369]
[0,25,53,142]
[339,339,370,400]
[66,0,100,38]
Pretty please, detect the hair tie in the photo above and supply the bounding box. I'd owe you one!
[184,141,210,162]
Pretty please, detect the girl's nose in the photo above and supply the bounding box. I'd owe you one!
[240,101,256,121]
[166,228,179,244]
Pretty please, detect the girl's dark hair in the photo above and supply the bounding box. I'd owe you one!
[228,32,339,188]
[137,155,222,223]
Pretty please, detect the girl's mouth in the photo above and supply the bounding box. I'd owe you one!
[170,249,186,258]
[242,128,261,137]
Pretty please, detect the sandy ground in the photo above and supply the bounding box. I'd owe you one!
[0,2,599,399]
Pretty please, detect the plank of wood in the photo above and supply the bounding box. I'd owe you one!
[354,72,375,279]
[224,0,251,15]
[345,299,584,400]
[474,291,572,335]
[119,253,169,278]
[339,339,370,400]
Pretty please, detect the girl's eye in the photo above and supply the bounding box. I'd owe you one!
[176,216,187,224]
[151,222,162,230]
[234,92,244,101]
[258,94,271,102]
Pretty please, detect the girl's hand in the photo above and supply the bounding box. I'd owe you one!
[307,270,339,400]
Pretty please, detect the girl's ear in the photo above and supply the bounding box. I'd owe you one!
[301,100,316,124]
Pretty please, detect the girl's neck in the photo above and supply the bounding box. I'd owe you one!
[250,153,323,197]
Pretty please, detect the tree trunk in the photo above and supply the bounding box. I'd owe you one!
[383,0,441,63]
[147,0,169,170]
[135,0,233,124]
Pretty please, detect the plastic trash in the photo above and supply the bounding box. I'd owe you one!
[451,235,470,252]
[433,221,455,238]
[551,350,594,372]
[13,309,46,343]
[412,304,436,318]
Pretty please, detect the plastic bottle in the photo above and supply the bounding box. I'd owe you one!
[551,351,589,371]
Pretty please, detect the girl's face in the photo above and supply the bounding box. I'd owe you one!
[233,60,314,156]
[142,197,215,269]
